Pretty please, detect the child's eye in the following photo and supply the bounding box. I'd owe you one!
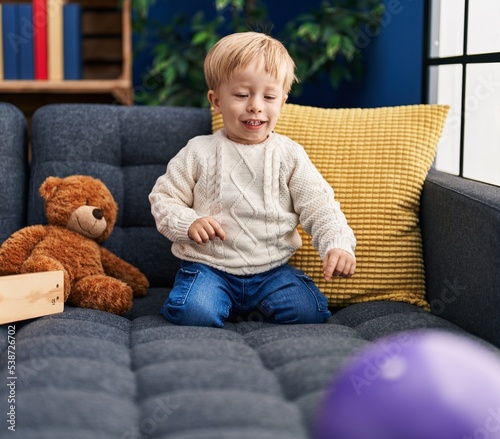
[235,94,248,98]
[265,95,276,100]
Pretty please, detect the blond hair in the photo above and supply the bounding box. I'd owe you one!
[204,32,298,94]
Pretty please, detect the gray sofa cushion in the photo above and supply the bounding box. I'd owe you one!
[3,298,472,439]
[0,103,28,244]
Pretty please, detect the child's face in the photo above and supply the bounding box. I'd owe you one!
[208,58,288,145]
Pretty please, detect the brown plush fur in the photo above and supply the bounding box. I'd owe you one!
[0,175,149,315]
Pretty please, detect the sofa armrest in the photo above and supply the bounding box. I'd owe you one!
[420,169,500,347]
[0,103,28,245]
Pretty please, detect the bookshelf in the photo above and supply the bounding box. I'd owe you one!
[0,0,132,120]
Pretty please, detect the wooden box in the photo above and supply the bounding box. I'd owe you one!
[0,271,64,324]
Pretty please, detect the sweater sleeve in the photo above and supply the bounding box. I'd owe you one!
[149,141,202,243]
[284,139,356,260]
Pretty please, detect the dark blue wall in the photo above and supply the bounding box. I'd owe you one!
[333,0,425,108]
[133,0,424,108]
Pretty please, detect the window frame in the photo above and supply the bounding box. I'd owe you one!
[422,0,500,185]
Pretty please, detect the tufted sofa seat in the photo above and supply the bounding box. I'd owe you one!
[0,103,499,438]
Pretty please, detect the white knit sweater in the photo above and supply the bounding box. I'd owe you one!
[149,129,356,275]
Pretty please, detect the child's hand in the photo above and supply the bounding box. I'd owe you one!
[323,249,356,281]
[188,217,226,244]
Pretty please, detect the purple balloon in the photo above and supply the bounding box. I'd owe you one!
[314,331,500,439]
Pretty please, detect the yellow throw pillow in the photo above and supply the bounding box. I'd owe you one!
[212,103,449,309]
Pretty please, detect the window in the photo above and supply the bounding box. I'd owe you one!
[425,0,500,186]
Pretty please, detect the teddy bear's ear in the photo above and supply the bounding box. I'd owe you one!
[39,176,63,200]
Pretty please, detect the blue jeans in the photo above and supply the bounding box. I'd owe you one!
[160,262,331,327]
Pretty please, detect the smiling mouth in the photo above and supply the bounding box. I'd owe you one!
[244,120,265,126]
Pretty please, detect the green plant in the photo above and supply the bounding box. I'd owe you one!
[132,0,384,107]
[285,0,385,94]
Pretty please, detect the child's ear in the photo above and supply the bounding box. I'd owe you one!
[281,94,288,108]
[207,90,221,113]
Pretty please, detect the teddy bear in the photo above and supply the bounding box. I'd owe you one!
[0,175,149,315]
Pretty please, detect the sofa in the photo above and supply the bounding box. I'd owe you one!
[0,101,499,439]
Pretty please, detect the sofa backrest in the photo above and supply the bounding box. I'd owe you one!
[0,103,28,245]
[29,104,212,288]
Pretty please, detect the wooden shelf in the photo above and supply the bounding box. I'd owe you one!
[0,0,132,111]
[0,79,132,105]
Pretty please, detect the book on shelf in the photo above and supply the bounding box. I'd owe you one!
[63,3,82,80]
[0,4,3,80]
[0,0,82,81]
[33,0,48,79]
[18,3,34,79]
[47,0,64,80]
[2,3,19,80]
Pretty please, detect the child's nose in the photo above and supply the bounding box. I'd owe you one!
[247,98,263,113]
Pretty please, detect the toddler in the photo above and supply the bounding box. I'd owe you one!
[149,32,356,327]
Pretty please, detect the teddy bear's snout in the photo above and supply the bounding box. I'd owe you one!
[66,205,108,239]
[93,209,104,220]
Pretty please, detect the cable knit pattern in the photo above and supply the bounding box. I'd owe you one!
[149,129,355,275]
